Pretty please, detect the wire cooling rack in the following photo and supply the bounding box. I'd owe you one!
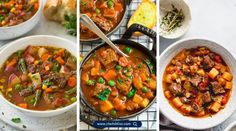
[80,0,157,130]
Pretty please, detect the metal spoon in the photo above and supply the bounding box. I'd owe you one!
[80,14,129,57]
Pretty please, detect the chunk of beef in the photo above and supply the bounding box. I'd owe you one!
[66,57,76,70]
[24,55,35,65]
[203,55,215,69]
[189,75,201,87]
[52,97,69,107]
[91,15,114,32]
[116,74,132,95]
[168,83,184,96]
[201,91,211,104]
[19,86,33,97]
[185,55,194,65]
[211,82,225,95]
[27,64,36,73]
[98,48,118,66]
[83,59,95,70]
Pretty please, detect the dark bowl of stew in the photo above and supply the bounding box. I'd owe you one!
[160,38,236,129]
[80,24,156,121]
[0,0,42,40]
[0,35,77,117]
[80,0,130,42]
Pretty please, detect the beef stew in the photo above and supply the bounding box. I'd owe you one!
[0,0,39,27]
[80,0,125,40]
[163,47,233,117]
[0,46,77,110]
[81,45,156,117]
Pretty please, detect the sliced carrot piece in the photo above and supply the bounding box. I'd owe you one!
[34,2,39,10]
[56,57,65,65]
[114,3,123,12]
[45,88,53,93]
[18,103,28,109]
[103,9,117,18]
[68,76,77,87]
[103,70,117,81]
[42,54,51,61]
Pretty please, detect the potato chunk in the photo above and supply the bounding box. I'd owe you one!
[172,97,183,108]
[140,98,150,108]
[208,68,219,79]
[210,102,221,112]
[222,72,233,81]
[225,82,232,89]
[133,94,143,104]
[100,100,114,113]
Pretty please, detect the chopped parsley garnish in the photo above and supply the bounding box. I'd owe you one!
[11,118,21,123]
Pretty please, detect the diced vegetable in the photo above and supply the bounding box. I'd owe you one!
[103,70,117,81]
[8,73,21,87]
[115,65,122,71]
[95,8,100,14]
[164,90,172,99]
[70,97,77,102]
[197,69,205,76]
[52,62,60,73]
[56,57,65,65]
[18,58,27,73]
[45,88,53,93]
[208,68,219,79]
[222,72,233,81]
[132,94,143,104]
[18,103,28,109]
[225,82,232,89]
[141,87,148,93]
[15,84,22,91]
[180,105,192,114]
[164,74,172,83]
[127,88,136,98]
[100,100,114,112]
[113,98,125,110]
[140,98,150,108]
[172,97,183,108]
[124,47,132,54]
[33,90,42,106]
[210,102,221,112]
[148,78,156,90]
[38,48,48,57]
[111,109,117,116]
[67,76,77,87]
[133,76,143,89]
[107,0,113,8]
[86,80,95,86]
[108,80,115,87]
[91,67,99,76]
[97,77,105,84]
[30,73,42,87]
[65,87,76,95]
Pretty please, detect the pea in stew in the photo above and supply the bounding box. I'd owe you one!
[81,45,156,117]
[163,47,232,117]
[0,46,77,110]
[0,0,39,27]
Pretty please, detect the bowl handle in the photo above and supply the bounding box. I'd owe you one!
[122,24,157,55]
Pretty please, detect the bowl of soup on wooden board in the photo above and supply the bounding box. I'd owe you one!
[0,35,77,117]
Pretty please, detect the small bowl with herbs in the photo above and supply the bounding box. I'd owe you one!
[160,0,191,39]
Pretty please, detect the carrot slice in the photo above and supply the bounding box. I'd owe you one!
[18,103,28,109]
[34,3,39,10]
[42,54,51,61]
[45,88,53,93]
[7,58,17,68]
[114,3,123,12]
[103,9,117,18]
[68,76,77,87]
[56,57,65,65]
[103,70,117,81]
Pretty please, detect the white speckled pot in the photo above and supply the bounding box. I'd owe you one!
[0,35,77,117]
[0,0,42,40]
[159,38,236,129]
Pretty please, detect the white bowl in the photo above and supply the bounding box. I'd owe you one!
[0,35,77,117]
[160,0,191,39]
[0,0,42,40]
[159,38,236,129]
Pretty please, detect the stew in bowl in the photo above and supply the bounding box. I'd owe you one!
[0,45,77,111]
[81,45,156,117]
[163,46,233,117]
[80,0,125,40]
[0,0,39,27]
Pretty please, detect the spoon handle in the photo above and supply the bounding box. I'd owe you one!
[80,14,129,57]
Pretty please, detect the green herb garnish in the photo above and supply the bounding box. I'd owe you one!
[64,14,77,36]
[11,118,21,123]
[98,88,111,101]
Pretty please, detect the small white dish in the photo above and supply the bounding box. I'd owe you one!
[0,0,42,40]
[160,0,191,39]
[0,35,77,117]
[159,38,236,129]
